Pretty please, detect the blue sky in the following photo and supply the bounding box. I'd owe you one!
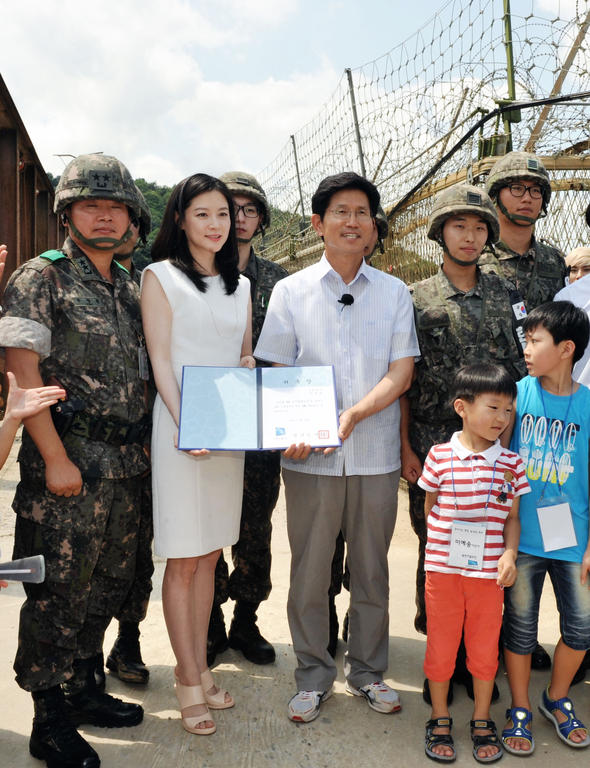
[0,0,575,186]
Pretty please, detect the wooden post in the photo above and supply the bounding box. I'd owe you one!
[0,128,18,292]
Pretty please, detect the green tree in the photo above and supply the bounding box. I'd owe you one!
[133,178,173,269]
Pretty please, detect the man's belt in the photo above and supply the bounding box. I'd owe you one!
[54,408,151,446]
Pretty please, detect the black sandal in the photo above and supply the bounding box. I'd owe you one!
[470,719,503,763]
[425,717,456,763]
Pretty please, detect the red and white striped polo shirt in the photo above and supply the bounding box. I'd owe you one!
[418,432,530,579]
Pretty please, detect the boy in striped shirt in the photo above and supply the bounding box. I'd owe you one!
[419,363,529,763]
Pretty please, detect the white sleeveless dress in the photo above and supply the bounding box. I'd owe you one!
[143,260,250,558]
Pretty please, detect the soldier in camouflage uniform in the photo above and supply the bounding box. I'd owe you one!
[93,186,154,689]
[0,154,150,768]
[479,150,565,671]
[206,172,288,666]
[479,151,566,309]
[400,184,526,699]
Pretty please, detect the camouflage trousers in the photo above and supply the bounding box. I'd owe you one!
[329,532,348,597]
[214,450,280,606]
[114,478,154,624]
[12,474,143,692]
[408,478,427,636]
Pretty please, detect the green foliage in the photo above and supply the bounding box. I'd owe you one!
[133,178,173,269]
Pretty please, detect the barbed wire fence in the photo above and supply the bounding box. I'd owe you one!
[256,0,590,283]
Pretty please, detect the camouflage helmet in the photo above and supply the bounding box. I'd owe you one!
[54,153,142,217]
[134,184,152,243]
[485,151,551,208]
[219,171,270,228]
[427,183,500,245]
[375,205,389,241]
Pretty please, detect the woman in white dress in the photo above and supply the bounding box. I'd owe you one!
[141,174,255,735]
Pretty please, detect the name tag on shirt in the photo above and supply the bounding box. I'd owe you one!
[447,521,486,570]
[536,500,577,552]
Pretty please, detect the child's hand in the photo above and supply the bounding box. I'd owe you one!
[0,244,7,284]
[239,355,256,369]
[497,551,517,588]
[581,547,590,586]
[4,372,66,423]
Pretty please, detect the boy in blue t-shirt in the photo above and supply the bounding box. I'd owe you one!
[502,301,590,754]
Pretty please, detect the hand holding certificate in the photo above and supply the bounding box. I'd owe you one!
[178,365,341,452]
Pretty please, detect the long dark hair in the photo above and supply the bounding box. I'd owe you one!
[151,174,240,295]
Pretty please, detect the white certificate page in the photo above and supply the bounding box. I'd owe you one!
[260,366,341,450]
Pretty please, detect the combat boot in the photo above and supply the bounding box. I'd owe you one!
[30,686,100,768]
[228,601,275,665]
[63,658,143,728]
[91,652,106,692]
[207,603,229,667]
[327,595,338,658]
[106,621,149,685]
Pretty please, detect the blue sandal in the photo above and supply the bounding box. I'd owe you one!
[538,685,590,749]
[501,707,535,756]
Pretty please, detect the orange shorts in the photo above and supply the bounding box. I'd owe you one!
[424,571,504,682]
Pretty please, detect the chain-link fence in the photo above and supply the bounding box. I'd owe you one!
[256,0,590,282]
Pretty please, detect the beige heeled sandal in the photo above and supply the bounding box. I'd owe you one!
[201,668,235,710]
[174,680,216,735]
[201,669,236,709]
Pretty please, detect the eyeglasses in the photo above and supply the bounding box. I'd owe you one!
[234,203,260,218]
[328,207,372,221]
[507,183,543,200]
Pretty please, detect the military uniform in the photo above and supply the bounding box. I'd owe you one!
[480,150,566,310]
[479,237,566,310]
[114,261,154,627]
[214,248,287,606]
[0,237,149,692]
[407,266,525,633]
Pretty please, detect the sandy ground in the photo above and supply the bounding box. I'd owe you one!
[0,431,589,767]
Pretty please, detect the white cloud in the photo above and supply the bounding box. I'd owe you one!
[0,0,333,186]
[535,0,579,15]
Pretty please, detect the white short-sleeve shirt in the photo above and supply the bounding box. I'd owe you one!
[254,255,420,476]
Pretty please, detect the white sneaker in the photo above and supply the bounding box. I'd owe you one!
[346,680,401,713]
[288,688,332,723]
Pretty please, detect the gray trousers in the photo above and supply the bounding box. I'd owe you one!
[283,468,400,692]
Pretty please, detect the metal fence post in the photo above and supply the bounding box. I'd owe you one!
[290,134,306,229]
[346,68,367,178]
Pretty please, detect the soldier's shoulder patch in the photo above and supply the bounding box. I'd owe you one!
[23,253,68,274]
[39,249,67,263]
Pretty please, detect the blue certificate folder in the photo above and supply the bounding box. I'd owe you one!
[178,365,341,451]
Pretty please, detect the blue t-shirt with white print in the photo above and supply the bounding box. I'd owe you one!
[510,375,590,562]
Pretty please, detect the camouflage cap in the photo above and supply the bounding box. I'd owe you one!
[219,171,270,228]
[54,154,142,217]
[485,151,551,207]
[427,183,500,244]
[134,184,152,242]
[375,205,388,241]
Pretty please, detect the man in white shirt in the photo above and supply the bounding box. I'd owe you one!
[255,172,419,723]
